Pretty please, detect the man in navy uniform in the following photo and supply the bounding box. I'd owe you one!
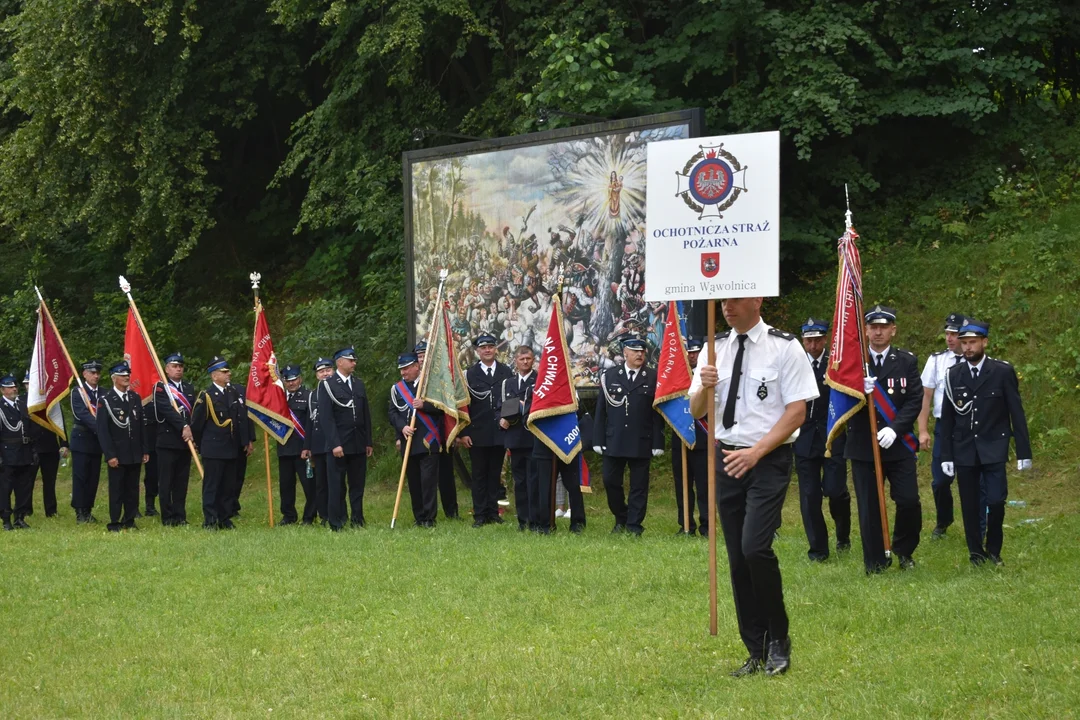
[918,312,986,539]
[846,305,923,573]
[389,352,444,527]
[224,384,255,521]
[499,345,537,531]
[416,339,459,519]
[153,353,196,526]
[96,362,150,532]
[672,336,710,536]
[794,318,851,561]
[531,434,586,535]
[70,359,104,523]
[317,347,373,530]
[278,364,315,525]
[140,389,159,518]
[305,357,335,524]
[460,334,512,527]
[190,356,251,529]
[1,374,35,530]
[939,320,1031,566]
[593,336,665,535]
[23,371,69,517]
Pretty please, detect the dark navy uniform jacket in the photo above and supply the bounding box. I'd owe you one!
[593,364,665,458]
[303,388,327,455]
[96,388,150,465]
[317,373,373,455]
[500,371,536,451]
[190,384,252,460]
[153,380,196,451]
[938,358,1031,466]
[844,347,922,463]
[0,397,34,466]
[70,385,102,454]
[794,352,846,458]
[388,380,445,457]
[463,362,513,447]
[278,386,310,458]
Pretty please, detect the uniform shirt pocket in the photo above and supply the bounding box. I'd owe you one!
[747,367,779,401]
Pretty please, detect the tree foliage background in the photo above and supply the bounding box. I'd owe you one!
[0,0,1077,396]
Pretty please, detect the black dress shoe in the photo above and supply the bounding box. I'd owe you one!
[13,517,30,529]
[144,506,159,517]
[280,518,298,526]
[445,512,461,520]
[989,553,1004,566]
[897,555,916,570]
[808,552,828,563]
[86,514,99,524]
[865,556,893,574]
[2,519,14,531]
[970,553,988,567]
[729,657,763,678]
[569,522,585,534]
[765,637,792,676]
[611,524,626,534]
[931,525,948,540]
[836,541,851,552]
[46,512,57,518]
[472,519,486,529]
[518,522,527,532]
[491,516,504,525]
[349,520,366,529]
[203,522,220,530]
[220,519,236,530]
[107,525,121,533]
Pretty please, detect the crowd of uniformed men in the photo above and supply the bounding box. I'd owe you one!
[1,306,1031,575]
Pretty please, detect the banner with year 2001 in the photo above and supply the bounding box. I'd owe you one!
[643,131,780,301]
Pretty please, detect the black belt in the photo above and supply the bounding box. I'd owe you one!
[718,442,751,452]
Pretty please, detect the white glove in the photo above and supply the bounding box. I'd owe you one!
[1017,459,1032,471]
[941,461,954,477]
[863,376,876,394]
[651,449,663,457]
[592,446,603,454]
[877,427,897,449]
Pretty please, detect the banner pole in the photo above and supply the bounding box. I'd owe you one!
[263,429,274,528]
[706,300,718,636]
[681,443,691,534]
[391,268,449,528]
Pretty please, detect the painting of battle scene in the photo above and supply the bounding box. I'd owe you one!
[407,119,693,386]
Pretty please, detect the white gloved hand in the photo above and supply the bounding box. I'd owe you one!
[651,449,663,457]
[1017,459,1032,471]
[941,461,954,477]
[877,426,897,449]
[592,446,603,454]
[864,376,877,394]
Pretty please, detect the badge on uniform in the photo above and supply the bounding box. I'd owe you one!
[757,381,768,401]
[887,379,894,395]
[900,377,907,395]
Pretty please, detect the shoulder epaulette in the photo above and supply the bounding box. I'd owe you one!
[989,356,1011,366]
[931,349,947,357]
[768,328,796,341]
[897,348,916,357]
[717,330,732,340]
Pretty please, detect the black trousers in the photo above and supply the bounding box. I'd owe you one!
[602,455,651,533]
[531,456,585,530]
[107,463,141,530]
[225,451,248,519]
[327,453,366,529]
[438,451,459,517]
[718,444,792,658]
[279,455,316,523]
[202,457,235,527]
[672,446,709,535]
[795,453,851,558]
[508,447,535,526]
[406,450,440,524]
[157,447,192,525]
[36,451,61,516]
[70,450,103,511]
[931,423,988,537]
[851,457,922,570]
[958,462,1007,559]
[313,453,329,521]
[2,464,34,520]
[469,445,505,522]
[143,451,159,507]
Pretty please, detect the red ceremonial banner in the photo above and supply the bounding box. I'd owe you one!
[27,303,75,438]
[124,308,161,405]
[246,301,295,444]
[823,226,869,455]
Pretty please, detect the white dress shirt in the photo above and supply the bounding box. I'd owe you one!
[689,319,819,447]
[920,349,965,418]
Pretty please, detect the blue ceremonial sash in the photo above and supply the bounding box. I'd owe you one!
[871,383,919,456]
[396,381,440,449]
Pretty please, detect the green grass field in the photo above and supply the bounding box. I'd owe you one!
[3,453,1078,718]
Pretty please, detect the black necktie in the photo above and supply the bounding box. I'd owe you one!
[487,367,493,378]
[628,370,636,383]
[953,355,963,366]
[722,334,748,430]
[812,359,820,372]
[971,366,979,381]
[875,354,884,374]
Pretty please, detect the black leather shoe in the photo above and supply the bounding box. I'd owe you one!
[445,512,461,520]
[865,556,893,574]
[2,519,14,531]
[518,522,527,532]
[280,518,298,526]
[569,523,585,534]
[989,553,1004,566]
[970,553,988,567]
[144,506,158,517]
[729,657,763,678]
[220,519,236,530]
[836,541,851,552]
[611,524,626,534]
[897,555,916,570]
[808,552,828,563]
[87,514,99,524]
[76,511,89,524]
[765,637,791,676]
[107,525,121,533]
[472,519,486,528]
[931,525,948,540]
[491,516,504,525]
[45,512,57,518]
[13,518,30,530]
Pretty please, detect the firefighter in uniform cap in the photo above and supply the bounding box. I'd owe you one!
[918,312,986,540]
[96,362,150,532]
[417,339,459,519]
[278,364,315,525]
[304,357,335,524]
[672,336,710,536]
[70,359,105,523]
[846,305,923,573]
[317,346,374,530]
[460,334,512,527]
[1,373,35,530]
[23,370,69,517]
[794,318,851,561]
[153,353,196,526]
[593,335,665,535]
[190,356,251,529]
[389,352,444,527]
[939,320,1031,566]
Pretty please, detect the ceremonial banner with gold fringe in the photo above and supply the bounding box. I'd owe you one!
[422,301,470,447]
[123,307,161,407]
[527,296,582,464]
[245,300,297,445]
[27,301,74,439]
[825,225,868,457]
[653,300,696,448]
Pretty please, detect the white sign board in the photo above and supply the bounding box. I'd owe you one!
[643,131,780,300]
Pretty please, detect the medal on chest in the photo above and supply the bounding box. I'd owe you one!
[887,378,894,395]
[900,377,907,395]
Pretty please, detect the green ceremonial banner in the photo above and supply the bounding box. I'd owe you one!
[421,303,471,447]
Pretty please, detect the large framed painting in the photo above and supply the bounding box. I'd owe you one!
[403,109,705,387]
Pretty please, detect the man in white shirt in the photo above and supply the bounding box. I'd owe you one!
[689,297,818,678]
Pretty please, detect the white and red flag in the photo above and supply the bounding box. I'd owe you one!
[27,301,75,439]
